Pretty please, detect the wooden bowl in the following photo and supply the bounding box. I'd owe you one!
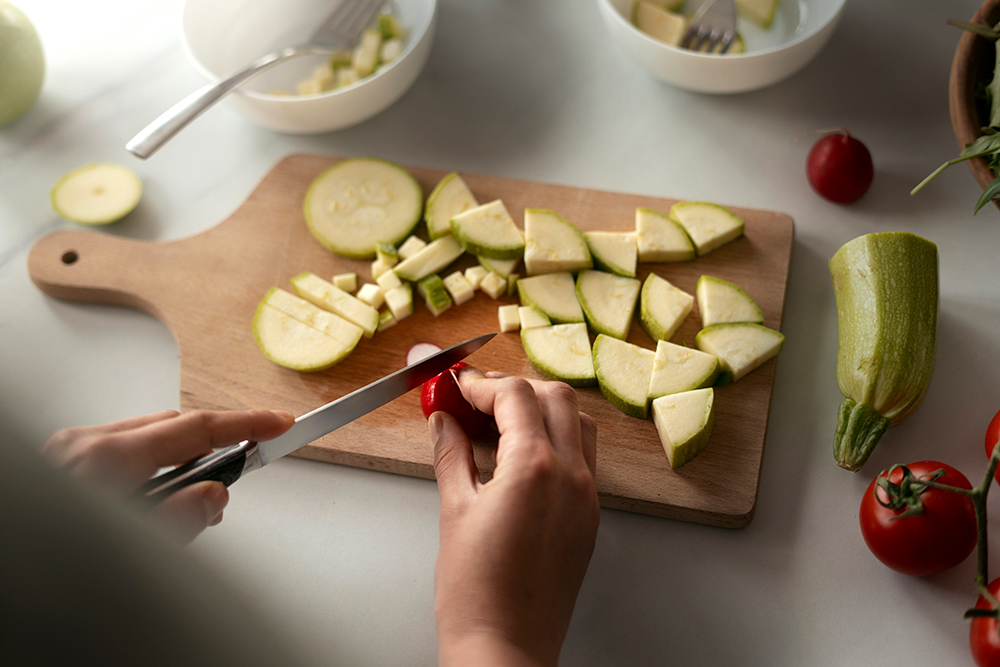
[950,0,1000,199]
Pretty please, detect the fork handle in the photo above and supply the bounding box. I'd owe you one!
[126,45,310,159]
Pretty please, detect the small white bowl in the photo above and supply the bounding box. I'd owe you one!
[181,0,437,133]
[597,0,846,94]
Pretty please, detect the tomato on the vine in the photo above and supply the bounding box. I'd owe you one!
[420,361,492,438]
[859,461,977,577]
[986,408,1000,483]
[970,577,1000,666]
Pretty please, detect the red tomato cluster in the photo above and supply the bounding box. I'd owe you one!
[858,408,1000,666]
[420,362,492,438]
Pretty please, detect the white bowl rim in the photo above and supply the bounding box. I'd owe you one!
[598,0,847,60]
[178,0,437,102]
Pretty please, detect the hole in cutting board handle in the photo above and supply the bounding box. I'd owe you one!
[61,251,78,265]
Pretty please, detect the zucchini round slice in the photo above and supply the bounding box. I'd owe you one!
[304,158,422,259]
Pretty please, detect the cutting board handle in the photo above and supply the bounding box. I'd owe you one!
[28,230,169,320]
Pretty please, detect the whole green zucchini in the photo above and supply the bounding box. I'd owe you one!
[829,232,938,472]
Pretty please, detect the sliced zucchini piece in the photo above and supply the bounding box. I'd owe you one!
[393,235,465,282]
[252,288,362,372]
[304,158,422,259]
[51,163,142,225]
[593,334,656,419]
[425,172,478,240]
[669,202,744,256]
[652,388,715,469]
[523,208,592,275]
[520,323,597,387]
[633,1,686,46]
[290,272,380,338]
[584,231,637,278]
[478,255,520,278]
[450,200,525,260]
[517,272,584,324]
[696,275,763,327]
[695,322,784,381]
[639,273,694,341]
[576,270,641,340]
[636,208,695,262]
[647,340,719,402]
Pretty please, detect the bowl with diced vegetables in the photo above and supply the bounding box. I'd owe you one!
[596,0,845,94]
[181,0,437,133]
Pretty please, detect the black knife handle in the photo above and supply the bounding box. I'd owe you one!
[132,441,253,507]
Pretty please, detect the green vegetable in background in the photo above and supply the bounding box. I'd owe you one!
[829,232,939,472]
[911,19,1000,213]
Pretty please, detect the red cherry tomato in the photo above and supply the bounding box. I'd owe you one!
[859,461,977,577]
[970,577,1000,666]
[986,408,1000,483]
[806,129,874,204]
[420,361,491,438]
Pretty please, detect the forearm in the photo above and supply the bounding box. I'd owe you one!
[438,630,555,667]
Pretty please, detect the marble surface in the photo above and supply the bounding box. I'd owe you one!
[3,0,1000,664]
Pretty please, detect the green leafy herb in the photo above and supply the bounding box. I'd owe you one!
[912,19,1000,210]
[975,175,1000,213]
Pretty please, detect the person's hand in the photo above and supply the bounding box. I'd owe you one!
[430,368,600,667]
[43,409,294,543]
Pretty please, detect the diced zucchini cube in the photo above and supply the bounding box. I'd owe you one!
[313,62,335,90]
[352,29,382,77]
[356,283,385,309]
[376,269,403,292]
[480,272,507,300]
[372,258,392,280]
[384,283,413,321]
[380,38,403,63]
[378,309,397,331]
[498,304,520,333]
[378,13,407,40]
[506,273,519,297]
[397,235,427,260]
[336,67,360,88]
[443,271,475,305]
[417,274,444,298]
[333,272,357,293]
[465,265,489,290]
[376,241,399,267]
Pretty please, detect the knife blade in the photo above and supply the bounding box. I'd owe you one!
[133,333,495,505]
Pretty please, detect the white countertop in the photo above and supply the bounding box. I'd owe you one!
[3,0,1000,664]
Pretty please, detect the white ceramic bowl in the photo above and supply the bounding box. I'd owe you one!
[181,0,437,133]
[597,0,845,94]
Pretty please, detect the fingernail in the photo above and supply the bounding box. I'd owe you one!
[429,412,445,444]
[202,483,229,523]
[273,410,295,421]
[485,371,509,379]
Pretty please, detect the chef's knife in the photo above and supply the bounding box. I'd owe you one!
[133,333,495,505]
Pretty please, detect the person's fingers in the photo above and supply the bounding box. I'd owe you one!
[458,366,551,461]
[84,410,181,435]
[42,411,181,462]
[579,412,598,477]
[532,381,584,463]
[431,412,480,509]
[121,409,296,475]
[150,480,229,544]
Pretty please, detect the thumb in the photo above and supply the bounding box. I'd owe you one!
[430,412,479,508]
[150,481,229,544]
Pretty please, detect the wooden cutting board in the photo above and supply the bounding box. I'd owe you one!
[29,154,793,528]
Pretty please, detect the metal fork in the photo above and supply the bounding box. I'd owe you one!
[126,0,386,159]
[680,0,737,54]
